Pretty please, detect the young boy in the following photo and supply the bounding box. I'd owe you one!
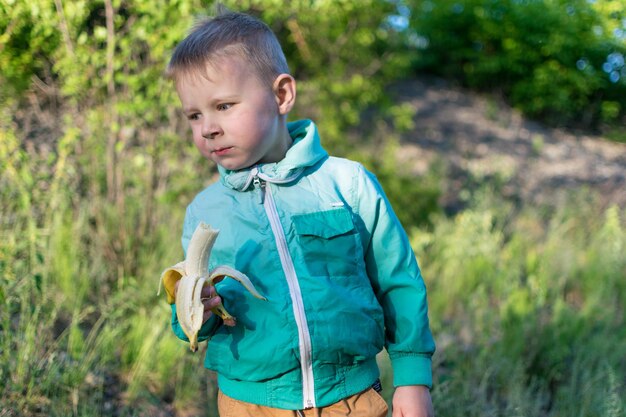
[163,8,435,417]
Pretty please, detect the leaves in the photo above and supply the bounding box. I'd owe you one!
[408,0,626,128]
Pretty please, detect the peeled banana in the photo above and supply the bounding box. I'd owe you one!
[158,222,266,352]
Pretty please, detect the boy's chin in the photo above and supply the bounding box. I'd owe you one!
[216,160,255,171]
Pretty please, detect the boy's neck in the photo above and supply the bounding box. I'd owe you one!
[260,120,293,165]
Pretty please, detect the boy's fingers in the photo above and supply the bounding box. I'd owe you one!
[203,310,211,323]
[201,294,222,311]
[175,281,220,322]
[202,295,222,309]
[202,295,222,322]
[174,280,215,297]
[200,284,216,298]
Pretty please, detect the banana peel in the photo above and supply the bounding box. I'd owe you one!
[158,222,266,351]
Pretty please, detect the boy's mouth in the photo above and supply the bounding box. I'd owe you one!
[212,146,233,156]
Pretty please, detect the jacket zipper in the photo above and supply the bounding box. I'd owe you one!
[253,174,316,409]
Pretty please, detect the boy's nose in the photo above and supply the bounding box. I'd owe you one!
[201,121,222,139]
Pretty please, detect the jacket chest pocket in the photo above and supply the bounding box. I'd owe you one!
[292,208,361,277]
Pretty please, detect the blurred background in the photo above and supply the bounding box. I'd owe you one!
[1,0,625,415]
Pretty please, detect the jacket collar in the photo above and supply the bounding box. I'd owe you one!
[218,119,328,191]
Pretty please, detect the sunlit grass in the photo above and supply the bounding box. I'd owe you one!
[412,195,626,416]
[1,124,624,416]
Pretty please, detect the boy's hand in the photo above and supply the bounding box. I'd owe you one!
[174,281,224,324]
[392,385,434,417]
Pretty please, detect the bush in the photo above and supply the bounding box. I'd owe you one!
[407,0,626,129]
[412,193,626,416]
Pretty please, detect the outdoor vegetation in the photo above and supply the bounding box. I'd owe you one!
[1,0,625,416]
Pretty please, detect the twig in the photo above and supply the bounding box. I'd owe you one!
[103,0,118,203]
[0,11,19,54]
[53,0,75,57]
[104,0,116,97]
[285,18,311,61]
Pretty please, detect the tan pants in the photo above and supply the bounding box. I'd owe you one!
[217,388,389,417]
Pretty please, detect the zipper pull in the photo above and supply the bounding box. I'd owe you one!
[253,175,266,204]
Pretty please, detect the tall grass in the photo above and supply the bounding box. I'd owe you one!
[1,121,624,416]
[1,120,209,416]
[412,193,626,416]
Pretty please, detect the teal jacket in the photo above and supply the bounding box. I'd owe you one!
[171,119,435,410]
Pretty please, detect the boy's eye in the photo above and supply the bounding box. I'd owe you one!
[187,113,200,121]
[217,103,233,111]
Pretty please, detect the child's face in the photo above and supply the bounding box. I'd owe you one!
[176,57,292,171]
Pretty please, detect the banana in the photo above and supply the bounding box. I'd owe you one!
[158,222,266,351]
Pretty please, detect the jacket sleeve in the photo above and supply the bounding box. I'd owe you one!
[353,164,435,388]
[170,205,221,343]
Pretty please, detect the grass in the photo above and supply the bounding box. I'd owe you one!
[412,194,625,417]
[1,126,624,416]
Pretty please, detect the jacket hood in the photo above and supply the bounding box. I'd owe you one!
[218,119,328,191]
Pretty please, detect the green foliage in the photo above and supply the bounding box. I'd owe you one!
[413,195,626,416]
[408,0,626,129]
[353,134,442,229]
[0,0,61,96]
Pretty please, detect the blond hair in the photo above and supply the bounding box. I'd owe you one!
[167,8,289,87]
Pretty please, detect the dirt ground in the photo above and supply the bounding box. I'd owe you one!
[392,77,626,212]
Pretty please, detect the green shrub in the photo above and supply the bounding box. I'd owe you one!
[413,192,626,416]
[408,0,626,129]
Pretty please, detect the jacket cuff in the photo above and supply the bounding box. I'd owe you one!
[197,314,221,340]
[390,354,433,388]
[170,304,220,342]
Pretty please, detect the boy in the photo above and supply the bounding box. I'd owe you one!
[163,8,435,417]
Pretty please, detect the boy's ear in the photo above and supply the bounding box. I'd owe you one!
[273,74,296,115]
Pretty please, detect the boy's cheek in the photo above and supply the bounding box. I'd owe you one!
[191,136,212,159]
[196,147,213,160]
